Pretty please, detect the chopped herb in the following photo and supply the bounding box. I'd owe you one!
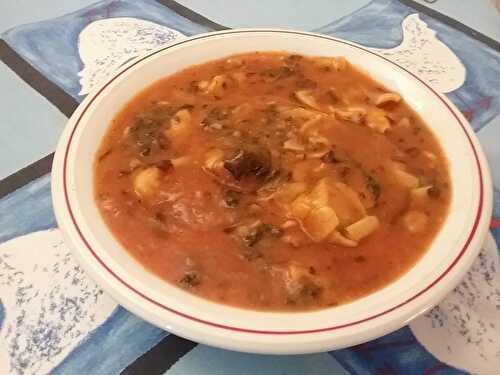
[224,147,271,180]
[243,230,264,247]
[427,186,441,199]
[260,66,295,80]
[223,190,241,208]
[98,148,113,162]
[321,147,349,164]
[154,212,167,222]
[260,223,284,238]
[365,173,381,201]
[321,150,339,163]
[201,107,230,129]
[340,166,351,178]
[286,54,303,62]
[223,226,237,234]
[179,104,195,111]
[405,147,420,157]
[327,89,339,103]
[241,248,263,261]
[179,270,201,288]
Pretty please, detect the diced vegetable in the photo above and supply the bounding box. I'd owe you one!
[366,108,391,133]
[133,166,162,198]
[345,215,379,241]
[302,206,339,242]
[164,109,192,146]
[402,211,427,233]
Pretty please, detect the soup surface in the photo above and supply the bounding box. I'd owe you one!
[95,52,450,311]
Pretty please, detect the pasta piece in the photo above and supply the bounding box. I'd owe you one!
[328,230,358,247]
[345,216,380,241]
[230,71,246,83]
[133,166,162,198]
[170,156,191,167]
[397,117,411,128]
[164,109,193,147]
[204,148,224,170]
[291,160,325,182]
[393,168,419,189]
[332,107,366,124]
[197,80,209,91]
[282,107,319,121]
[314,57,348,71]
[308,178,330,209]
[374,92,401,107]
[225,57,244,68]
[291,193,312,219]
[366,108,391,133]
[283,138,306,151]
[205,74,229,97]
[273,182,308,203]
[402,211,427,233]
[302,206,339,242]
[300,114,324,135]
[328,181,366,225]
[294,90,321,110]
[169,109,191,129]
[410,185,431,205]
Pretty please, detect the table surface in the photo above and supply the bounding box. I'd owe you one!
[0,1,498,375]
[0,0,499,181]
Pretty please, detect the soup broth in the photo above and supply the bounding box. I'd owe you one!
[94,52,450,311]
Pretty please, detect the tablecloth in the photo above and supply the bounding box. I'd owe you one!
[0,0,499,374]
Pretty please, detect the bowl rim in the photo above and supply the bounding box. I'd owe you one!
[52,28,492,346]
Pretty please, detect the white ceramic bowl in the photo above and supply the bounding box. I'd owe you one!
[52,29,493,354]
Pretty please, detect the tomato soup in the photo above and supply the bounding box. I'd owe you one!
[94,52,451,311]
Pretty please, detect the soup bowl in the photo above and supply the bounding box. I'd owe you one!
[51,29,492,354]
